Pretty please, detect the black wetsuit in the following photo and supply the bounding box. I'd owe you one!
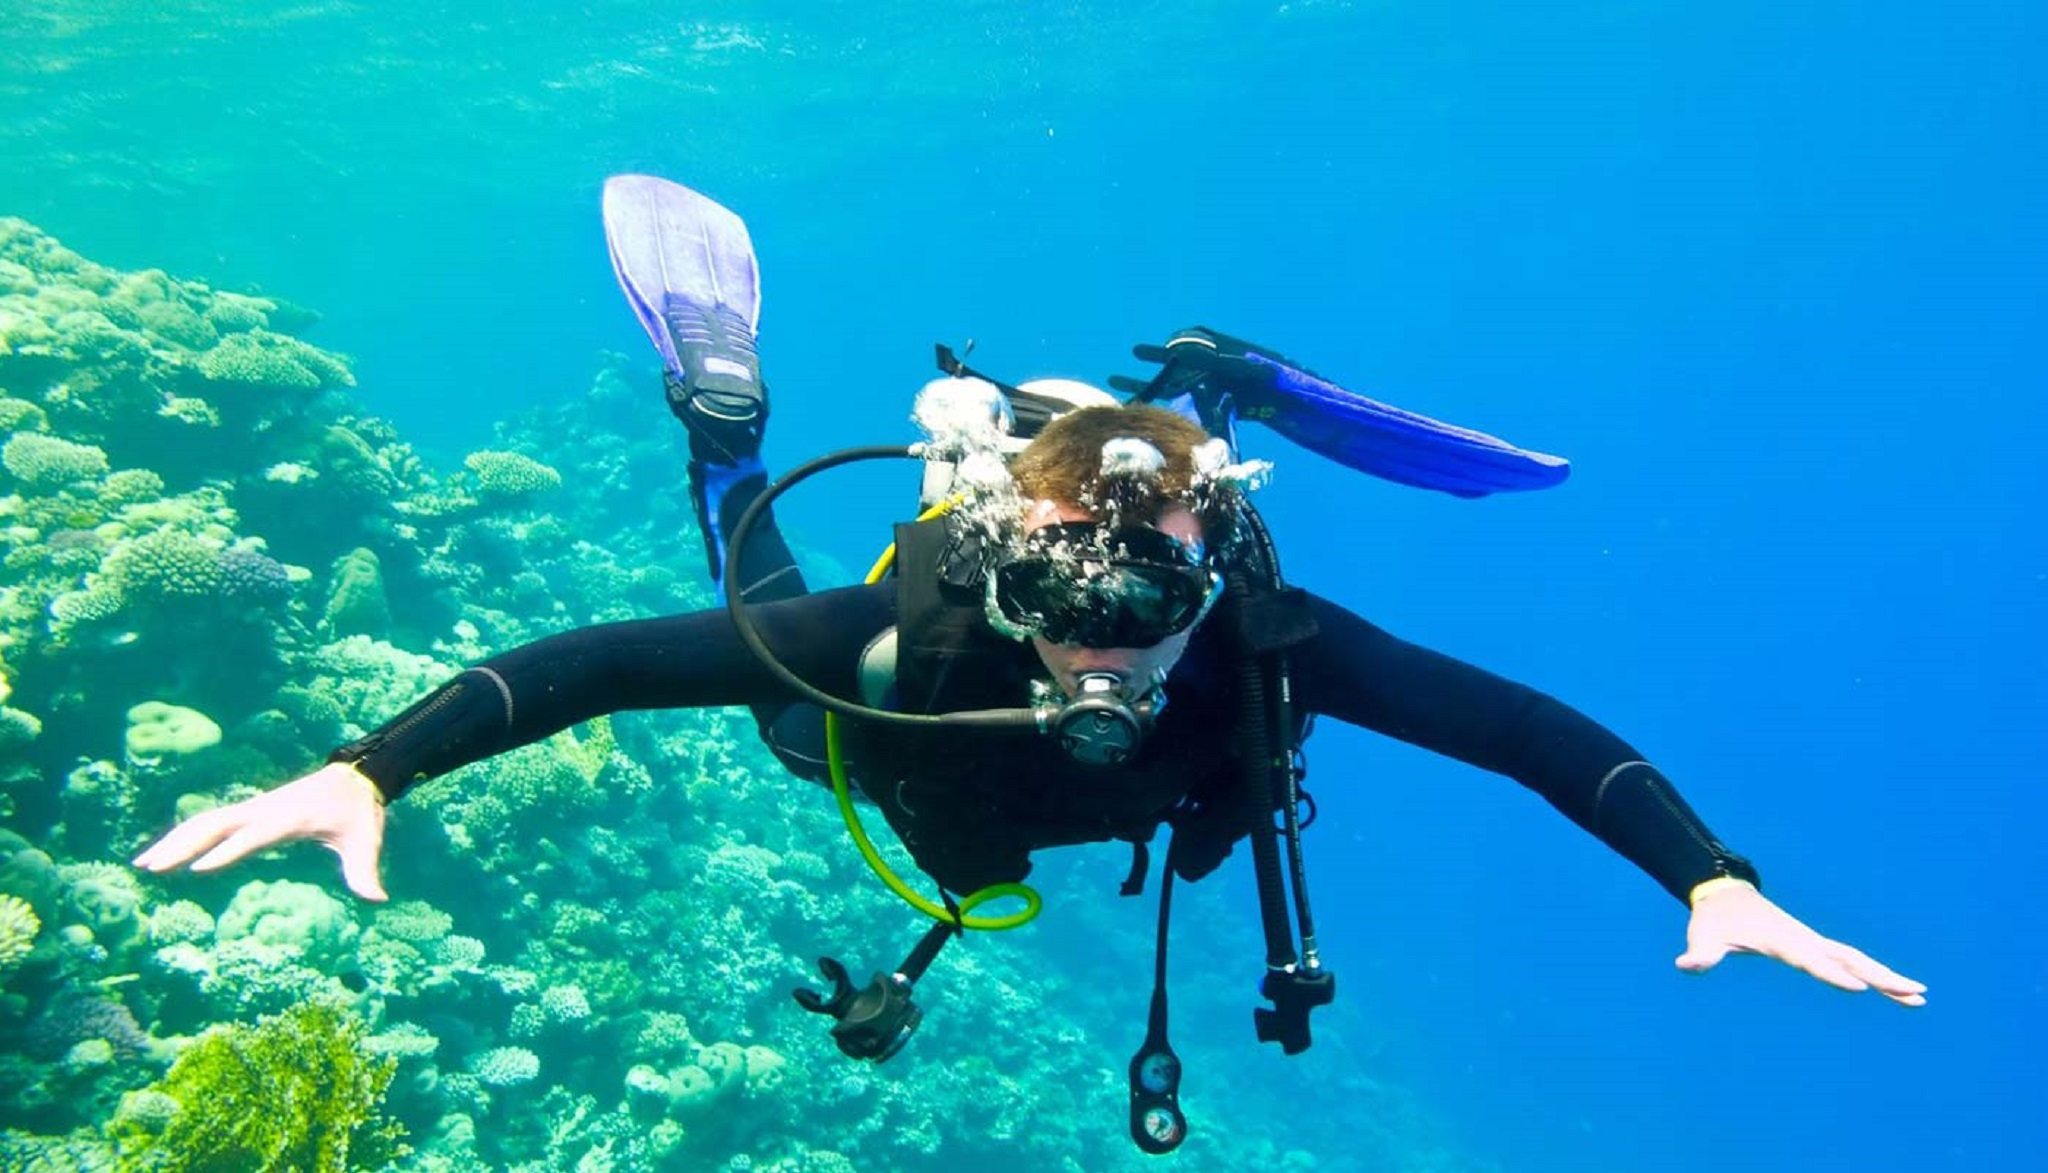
[333,577,1758,905]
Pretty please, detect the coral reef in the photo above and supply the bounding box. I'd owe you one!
[0,221,1492,1172]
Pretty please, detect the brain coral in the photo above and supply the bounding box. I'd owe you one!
[125,701,224,759]
[216,878,359,968]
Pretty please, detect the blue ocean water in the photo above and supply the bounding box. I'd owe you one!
[3,2,2041,1170]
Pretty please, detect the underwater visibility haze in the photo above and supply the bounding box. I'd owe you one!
[1,2,2043,1170]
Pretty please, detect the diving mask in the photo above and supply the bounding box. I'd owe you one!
[988,522,1224,649]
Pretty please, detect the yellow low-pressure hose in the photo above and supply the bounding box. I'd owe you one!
[824,499,1041,931]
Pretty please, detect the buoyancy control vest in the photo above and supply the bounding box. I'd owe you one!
[844,512,1322,897]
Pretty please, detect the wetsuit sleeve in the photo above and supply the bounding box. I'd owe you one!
[329,582,896,801]
[1290,592,1760,904]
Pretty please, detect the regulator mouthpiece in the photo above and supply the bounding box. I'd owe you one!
[1033,671,1165,767]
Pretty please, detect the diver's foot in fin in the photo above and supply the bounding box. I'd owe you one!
[662,295,768,465]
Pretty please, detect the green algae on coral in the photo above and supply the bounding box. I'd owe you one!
[108,1001,406,1173]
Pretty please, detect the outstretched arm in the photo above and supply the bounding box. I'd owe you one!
[1679,877,1924,1006]
[135,584,895,895]
[1292,592,1925,1007]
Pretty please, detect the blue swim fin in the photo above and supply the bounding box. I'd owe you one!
[603,175,772,581]
[1116,327,1570,498]
[602,174,769,465]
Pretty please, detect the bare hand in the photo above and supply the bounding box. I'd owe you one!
[1677,880,1925,1007]
[132,761,389,901]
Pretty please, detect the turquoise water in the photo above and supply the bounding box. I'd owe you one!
[2,2,2042,1170]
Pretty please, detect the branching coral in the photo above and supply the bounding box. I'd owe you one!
[0,396,50,431]
[96,467,165,509]
[47,585,123,638]
[370,899,453,945]
[1,432,109,490]
[469,1045,541,1088]
[0,893,39,977]
[552,715,615,785]
[0,219,1470,1173]
[463,449,562,500]
[144,899,214,947]
[216,545,294,606]
[195,329,354,391]
[101,528,225,604]
[0,704,42,750]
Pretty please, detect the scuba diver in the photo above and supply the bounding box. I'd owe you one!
[134,175,1925,1154]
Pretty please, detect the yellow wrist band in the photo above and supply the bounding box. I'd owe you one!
[1688,875,1756,907]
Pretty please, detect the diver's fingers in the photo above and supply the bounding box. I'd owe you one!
[1831,943,1928,1007]
[133,807,244,873]
[1787,946,1872,993]
[332,823,389,903]
[188,824,282,873]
